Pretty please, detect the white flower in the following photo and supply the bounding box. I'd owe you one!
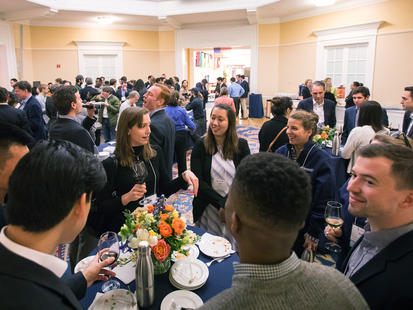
[148,235,158,247]
[129,237,140,249]
[137,228,149,242]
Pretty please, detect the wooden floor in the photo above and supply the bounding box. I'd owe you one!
[237,117,267,128]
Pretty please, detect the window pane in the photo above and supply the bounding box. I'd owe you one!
[357,60,367,73]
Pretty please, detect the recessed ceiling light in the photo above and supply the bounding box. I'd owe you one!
[96,16,114,24]
[313,0,336,7]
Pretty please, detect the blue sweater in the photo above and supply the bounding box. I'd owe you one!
[165,106,196,132]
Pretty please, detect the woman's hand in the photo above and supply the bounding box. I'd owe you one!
[303,234,318,252]
[324,225,343,243]
[121,183,146,206]
[182,170,199,197]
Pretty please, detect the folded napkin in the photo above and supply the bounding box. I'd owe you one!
[112,251,136,284]
[88,292,103,310]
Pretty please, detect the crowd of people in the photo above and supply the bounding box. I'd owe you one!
[0,72,413,309]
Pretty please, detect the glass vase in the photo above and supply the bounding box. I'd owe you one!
[152,255,171,275]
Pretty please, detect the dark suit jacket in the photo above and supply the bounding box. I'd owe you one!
[340,230,413,309]
[403,111,413,138]
[149,109,176,180]
[342,106,390,144]
[115,88,129,100]
[49,117,95,153]
[196,82,208,106]
[190,138,250,222]
[45,96,57,127]
[297,97,336,128]
[240,80,249,98]
[0,243,83,309]
[258,115,288,152]
[80,86,99,101]
[0,104,32,136]
[22,95,47,141]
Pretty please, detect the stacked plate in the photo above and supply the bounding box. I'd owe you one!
[169,258,209,290]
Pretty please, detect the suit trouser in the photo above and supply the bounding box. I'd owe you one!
[240,97,248,118]
[175,130,188,175]
[102,118,116,142]
[232,97,240,117]
[69,226,98,272]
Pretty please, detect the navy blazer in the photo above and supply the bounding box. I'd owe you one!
[297,97,336,128]
[342,106,390,144]
[403,111,413,138]
[22,95,47,141]
[340,230,413,309]
[149,109,176,180]
[0,243,83,309]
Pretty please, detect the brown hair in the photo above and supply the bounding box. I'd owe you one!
[204,104,238,160]
[373,133,412,149]
[290,110,319,136]
[114,107,155,167]
[154,83,171,106]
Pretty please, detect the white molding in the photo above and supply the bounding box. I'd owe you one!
[313,21,382,92]
[25,20,163,31]
[74,41,125,78]
[257,17,280,24]
[0,21,18,86]
[175,24,258,93]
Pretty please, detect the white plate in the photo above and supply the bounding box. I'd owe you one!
[169,272,205,291]
[89,289,137,310]
[198,234,232,258]
[171,245,200,262]
[170,258,209,289]
[74,256,95,274]
[160,290,203,310]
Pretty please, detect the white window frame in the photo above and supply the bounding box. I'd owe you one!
[74,41,125,79]
[313,21,382,93]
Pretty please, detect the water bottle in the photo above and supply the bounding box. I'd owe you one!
[332,131,341,156]
[136,241,154,308]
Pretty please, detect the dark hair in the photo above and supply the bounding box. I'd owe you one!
[7,92,17,106]
[353,81,363,87]
[310,80,325,90]
[359,143,413,190]
[173,76,179,83]
[241,75,245,79]
[75,74,83,83]
[134,79,145,91]
[167,91,180,107]
[217,77,223,82]
[53,86,78,115]
[353,86,370,98]
[6,140,106,232]
[147,75,153,80]
[230,77,236,82]
[55,78,63,85]
[164,78,174,87]
[0,122,32,170]
[405,86,413,99]
[271,96,293,117]
[14,81,31,92]
[120,76,127,82]
[204,104,238,160]
[201,79,207,84]
[49,84,60,94]
[10,78,17,83]
[102,86,113,94]
[0,87,8,103]
[109,78,117,86]
[31,86,39,96]
[358,100,383,132]
[232,153,311,229]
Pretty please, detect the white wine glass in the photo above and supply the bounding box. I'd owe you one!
[97,231,121,293]
[324,201,343,253]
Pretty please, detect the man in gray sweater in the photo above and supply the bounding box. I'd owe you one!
[199,153,368,310]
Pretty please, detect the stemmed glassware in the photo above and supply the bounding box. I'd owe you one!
[132,160,153,206]
[324,201,344,253]
[97,231,121,293]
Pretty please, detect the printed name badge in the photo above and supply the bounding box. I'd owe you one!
[144,194,157,206]
[351,225,365,243]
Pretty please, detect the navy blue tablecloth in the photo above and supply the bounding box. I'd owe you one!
[249,94,264,118]
[79,226,238,309]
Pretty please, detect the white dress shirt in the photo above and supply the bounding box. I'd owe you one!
[312,99,325,125]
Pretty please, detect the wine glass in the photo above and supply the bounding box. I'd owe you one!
[133,160,154,206]
[97,231,121,292]
[324,201,343,253]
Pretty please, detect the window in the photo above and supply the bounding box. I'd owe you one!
[83,55,117,80]
[326,44,368,89]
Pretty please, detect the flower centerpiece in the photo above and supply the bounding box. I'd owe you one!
[118,195,199,274]
[312,125,336,147]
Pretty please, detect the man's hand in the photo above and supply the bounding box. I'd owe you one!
[303,234,318,252]
[182,170,199,197]
[81,253,116,288]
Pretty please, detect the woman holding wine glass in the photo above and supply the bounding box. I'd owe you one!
[96,107,198,234]
[275,110,336,257]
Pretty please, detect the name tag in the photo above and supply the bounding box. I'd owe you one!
[351,225,365,243]
[142,194,157,206]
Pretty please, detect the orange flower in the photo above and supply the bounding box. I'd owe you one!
[164,204,174,212]
[160,213,168,221]
[320,132,328,139]
[151,239,171,262]
[158,221,172,238]
[147,205,154,213]
[172,218,186,235]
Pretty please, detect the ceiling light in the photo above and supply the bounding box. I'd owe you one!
[313,0,336,7]
[96,16,113,24]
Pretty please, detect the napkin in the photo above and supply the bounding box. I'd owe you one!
[112,251,136,284]
[88,292,103,310]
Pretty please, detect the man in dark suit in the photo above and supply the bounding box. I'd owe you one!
[239,75,250,119]
[339,144,413,309]
[342,86,389,144]
[0,140,115,309]
[80,77,100,101]
[115,81,129,101]
[144,83,175,180]
[297,80,336,128]
[196,79,209,108]
[401,86,413,139]
[14,81,47,142]
[0,87,32,136]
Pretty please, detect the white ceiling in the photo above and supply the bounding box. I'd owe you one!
[0,0,387,30]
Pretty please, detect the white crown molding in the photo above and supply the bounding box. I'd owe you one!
[257,17,280,24]
[74,41,125,50]
[279,0,388,23]
[313,21,383,40]
[181,19,249,30]
[25,20,162,31]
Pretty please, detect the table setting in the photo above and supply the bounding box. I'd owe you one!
[77,195,239,310]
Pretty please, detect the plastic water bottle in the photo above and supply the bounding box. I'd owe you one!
[332,131,341,156]
[136,241,154,308]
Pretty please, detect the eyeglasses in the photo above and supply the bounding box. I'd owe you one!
[390,131,412,149]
